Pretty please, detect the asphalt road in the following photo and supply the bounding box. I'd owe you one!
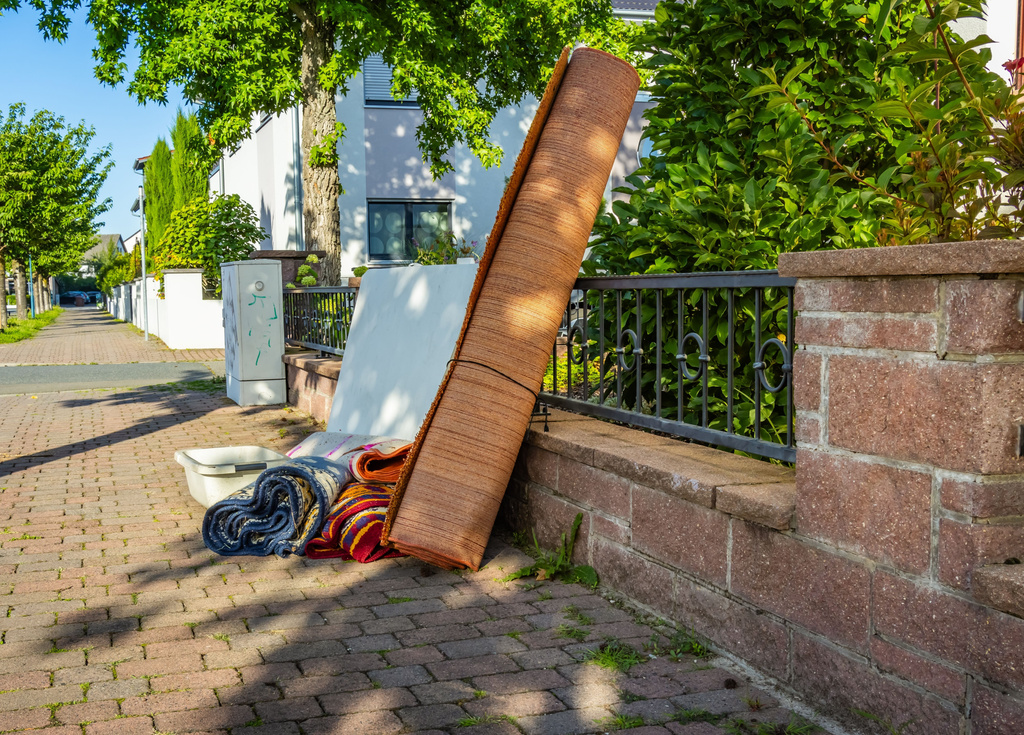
[0,361,224,395]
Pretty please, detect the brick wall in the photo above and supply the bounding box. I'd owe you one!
[502,241,1024,735]
[283,352,339,424]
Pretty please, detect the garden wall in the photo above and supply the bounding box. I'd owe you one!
[107,271,224,350]
[283,351,340,424]
[503,240,1024,735]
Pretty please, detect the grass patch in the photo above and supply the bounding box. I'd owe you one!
[646,627,713,661]
[720,715,820,735]
[0,308,62,344]
[674,708,725,725]
[211,633,230,642]
[583,639,643,672]
[154,375,227,394]
[596,712,645,730]
[457,714,517,727]
[12,534,40,541]
[387,597,414,604]
[562,604,594,626]
[556,624,588,642]
[854,710,914,734]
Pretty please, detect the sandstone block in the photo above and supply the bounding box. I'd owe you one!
[828,356,1024,474]
[793,351,821,411]
[796,450,931,574]
[869,636,966,704]
[716,482,795,531]
[631,484,729,586]
[944,278,1024,355]
[874,571,1024,689]
[971,683,1024,735]
[730,521,870,651]
[939,519,1024,589]
[672,576,789,678]
[791,633,963,734]
[557,455,631,519]
[590,537,675,618]
[972,564,1024,619]
[794,278,939,314]
[941,478,1024,518]
[796,314,937,352]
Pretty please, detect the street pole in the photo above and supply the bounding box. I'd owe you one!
[139,185,149,341]
[28,254,35,318]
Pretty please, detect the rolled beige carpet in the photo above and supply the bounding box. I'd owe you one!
[383,47,640,570]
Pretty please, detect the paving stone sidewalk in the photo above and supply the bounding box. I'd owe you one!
[0,385,822,735]
[0,308,224,365]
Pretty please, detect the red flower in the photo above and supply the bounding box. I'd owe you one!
[1003,57,1024,74]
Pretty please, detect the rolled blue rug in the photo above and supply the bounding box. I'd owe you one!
[202,456,348,557]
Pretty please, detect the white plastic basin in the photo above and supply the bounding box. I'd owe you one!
[174,446,288,508]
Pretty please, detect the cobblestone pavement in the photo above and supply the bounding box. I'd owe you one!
[0,308,224,365]
[0,385,822,735]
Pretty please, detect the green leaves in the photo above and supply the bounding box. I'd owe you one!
[153,194,265,296]
[0,103,112,281]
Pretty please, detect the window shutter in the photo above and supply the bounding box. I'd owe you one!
[363,54,418,104]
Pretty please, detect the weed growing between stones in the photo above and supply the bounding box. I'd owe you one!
[501,513,598,587]
[556,623,588,642]
[562,604,595,626]
[645,626,713,661]
[457,714,518,727]
[854,709,915,734]
[584,638,644,672]
[597,712,646,730]
[723,715,819,734]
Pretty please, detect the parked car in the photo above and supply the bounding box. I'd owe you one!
[59,290,87,305]
[87,291,102,303]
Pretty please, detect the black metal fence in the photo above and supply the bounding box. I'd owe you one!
[542,271,796,462]
[283,287,358,356]
[281,271,795,461]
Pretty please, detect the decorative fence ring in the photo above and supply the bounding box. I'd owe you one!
[676,332,707,381]
[617,329,640,371]
[754,337,792,393]
[568,319,587,366]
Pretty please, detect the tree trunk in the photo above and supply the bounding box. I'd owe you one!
[299,8,342,285]
[14,261,27,320]
[0,254,7,331]
[44,279,52,311]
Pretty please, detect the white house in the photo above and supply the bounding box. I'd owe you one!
[210,0,658,278]
[79,233,125,277]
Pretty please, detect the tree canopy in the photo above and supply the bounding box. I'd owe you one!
[3,0,640,280]
[0,103,112,290]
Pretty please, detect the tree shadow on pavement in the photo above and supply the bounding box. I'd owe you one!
[0,384,282,479]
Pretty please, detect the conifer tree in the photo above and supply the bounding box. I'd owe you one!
[144,138,174,249]
[170,110,207,208]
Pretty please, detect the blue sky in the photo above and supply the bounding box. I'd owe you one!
[0,9,186,239]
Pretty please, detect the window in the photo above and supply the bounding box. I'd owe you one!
[367,201,451,261]
[363,54,418,106]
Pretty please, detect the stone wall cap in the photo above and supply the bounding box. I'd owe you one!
[282,351,342,380]
[160,269,203,274]
[778,240,1024,278]
[249,249,328,260]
